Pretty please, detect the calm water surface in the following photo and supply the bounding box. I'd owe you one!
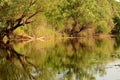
[0,37,120,80]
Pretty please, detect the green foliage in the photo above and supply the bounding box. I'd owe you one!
[0,0,48,39]
[113,1,120,17]
[111,2,120,33]
[45,0,98,28]
[0,0,44,29]
[112,16,120,33]
[45,0,118,35]
[96,21,111,34]
[0,0,120,37]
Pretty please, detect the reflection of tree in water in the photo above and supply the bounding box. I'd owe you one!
[0,38,115,80]
[112,35,120,58]
[114,35,120,49]
[0,41,40,80]
[65,38,95,52]
[44,38,114,80]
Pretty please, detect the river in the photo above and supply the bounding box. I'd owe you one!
[0,36,120,80]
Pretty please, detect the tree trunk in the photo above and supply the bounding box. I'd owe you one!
[0,30,7,40]
[70,21,77,36]
[0,28,14,40]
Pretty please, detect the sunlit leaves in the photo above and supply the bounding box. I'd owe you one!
[45,0,118,34]
[0,0,44,29]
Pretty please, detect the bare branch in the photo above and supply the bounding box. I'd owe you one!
[10,21,32,31]
[26,10,43,20]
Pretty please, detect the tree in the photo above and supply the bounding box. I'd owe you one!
[0,0,44,40]
[46,0,97,36]
[45,0,117,36]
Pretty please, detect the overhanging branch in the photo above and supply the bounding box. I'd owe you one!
[26,10,43,20]
[10,21,32,31]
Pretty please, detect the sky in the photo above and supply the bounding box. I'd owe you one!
[116,0,120,2]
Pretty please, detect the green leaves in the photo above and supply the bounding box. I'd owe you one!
[0,0,119,35]
[45,0,98,28]
[45,0,118,34]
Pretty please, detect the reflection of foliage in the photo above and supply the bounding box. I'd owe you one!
[13,40,58,80]
[114,35,120,49]
[0,61,28,80]
[0,41,40,80]
[112,36,120,59]
[2,38,117,80]
[43,38,115,80]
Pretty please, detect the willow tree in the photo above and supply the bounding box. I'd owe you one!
[46,0,117,36]
[0,0,44,40]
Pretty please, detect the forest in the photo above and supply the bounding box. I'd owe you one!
[0,0,120,40]
[1,0,120,80]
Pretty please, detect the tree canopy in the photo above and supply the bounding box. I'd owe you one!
[0,0,44,39]
[45,0,120,36]
[0,0,120,39]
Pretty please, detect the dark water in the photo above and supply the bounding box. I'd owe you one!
[0,37,120,80]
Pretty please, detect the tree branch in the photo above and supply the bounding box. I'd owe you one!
[30,0,38,7]
[10,21,32,31]
[26,10,43,20]
[15,0,38,26]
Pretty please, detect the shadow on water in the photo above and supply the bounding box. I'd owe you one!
[0,37,120,80]
[0,41,40,80]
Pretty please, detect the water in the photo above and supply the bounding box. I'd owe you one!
[0,37,120,80]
